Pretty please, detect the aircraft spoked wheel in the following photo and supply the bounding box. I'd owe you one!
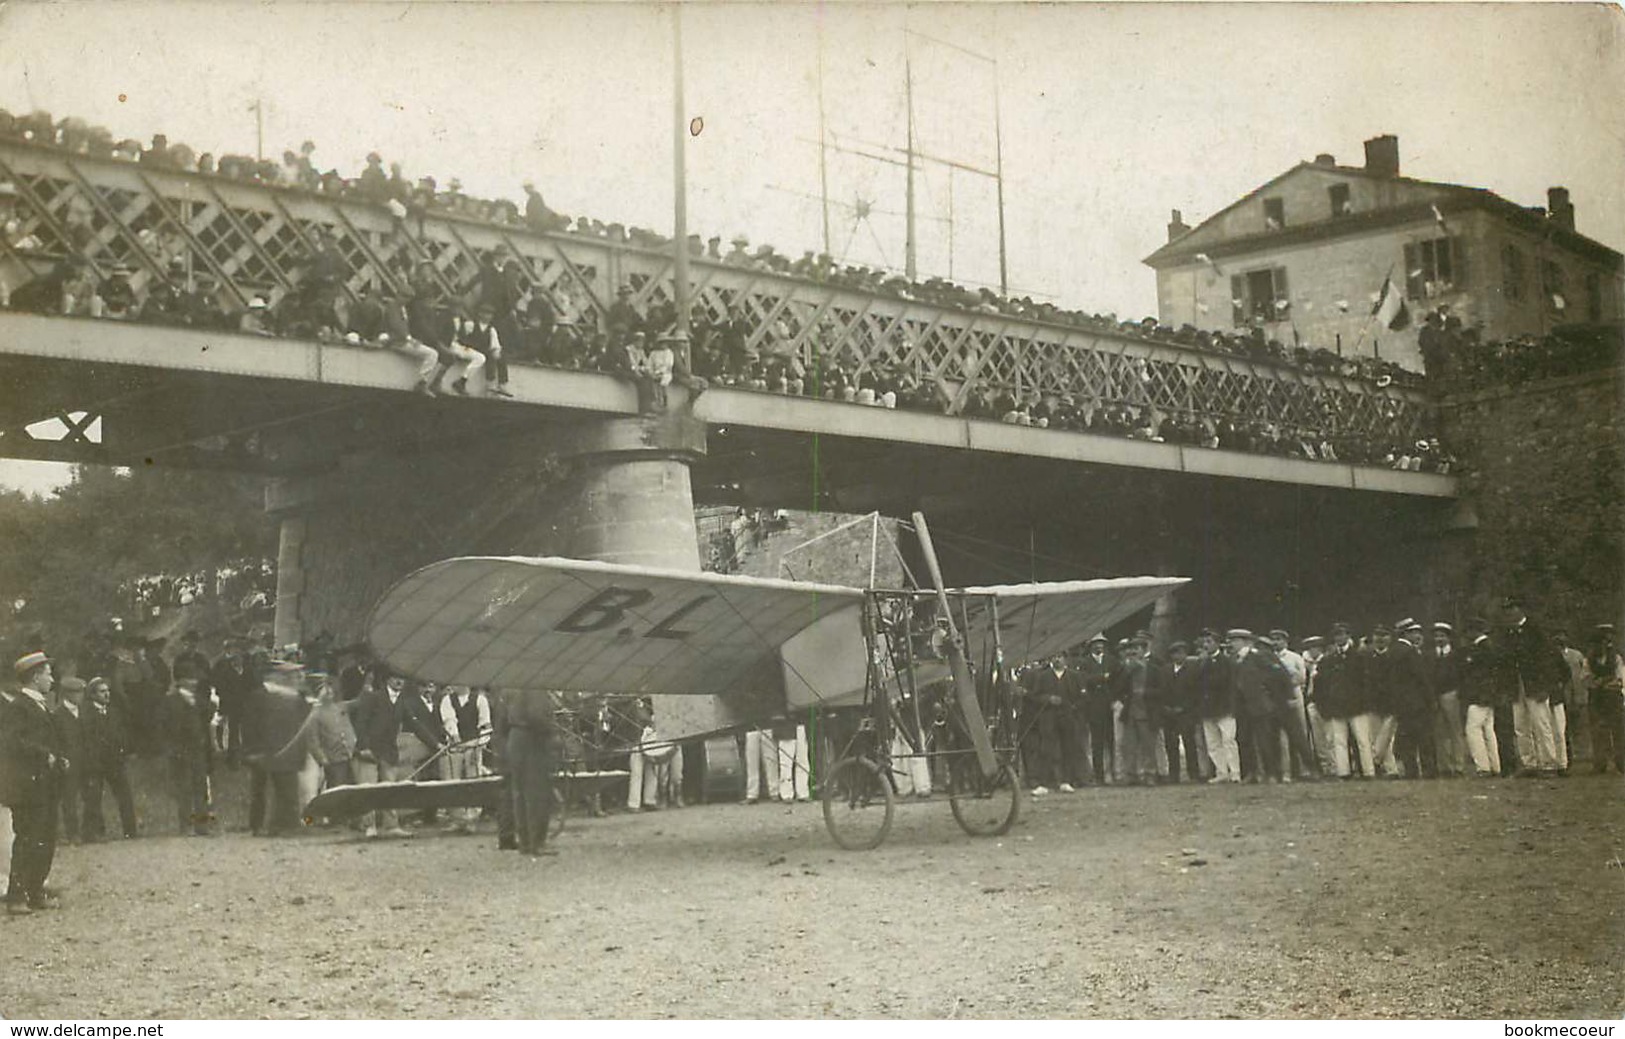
[947,756,1022,837]
[821,757,894,851]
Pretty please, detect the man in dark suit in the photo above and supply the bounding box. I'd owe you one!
[78,677,137,840]
[1457,618,1505,777]
[161,677,213,836]
[1227,629,1292,783]
[1159,640,1206,783]
[51,677,85,843]
[1385,620,1437,778]
[1021,655,1076,793]
[3,652,69,914]
[1078,635,1115,785]
[241,662,312,836]
[1500,597,1563,775]
[351,672,410,838]
[210,637,253,765]
[1309,624,1363,777]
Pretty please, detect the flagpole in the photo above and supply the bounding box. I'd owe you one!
[1351,262,1396,357]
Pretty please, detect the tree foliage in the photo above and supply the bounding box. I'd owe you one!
[0,464,277,649]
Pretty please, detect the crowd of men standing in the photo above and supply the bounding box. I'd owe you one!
[1016,598,1624,789]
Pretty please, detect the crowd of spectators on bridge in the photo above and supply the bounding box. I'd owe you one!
[24,108,1621,475]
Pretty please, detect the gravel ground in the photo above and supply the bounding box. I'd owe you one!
[2,771,1620,1019]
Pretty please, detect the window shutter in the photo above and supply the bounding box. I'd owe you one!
[1451,237,1467,290]
[1403,242,1422,300]
[1273,266,1291,319]
[1231,274,1246,327]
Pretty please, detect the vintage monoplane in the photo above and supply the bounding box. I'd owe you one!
[311,514,1186,849]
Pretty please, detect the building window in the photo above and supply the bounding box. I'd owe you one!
[1585,271,1601,322]
[1404,237,1466,300]
[1542,259,1567,315]
[1328,183,1352,218]
[1501,243,1525,303]
[1231,267,1290,326]
[1263,198,1285,231]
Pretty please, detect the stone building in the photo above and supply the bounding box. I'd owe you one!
[1143,134,1625,372]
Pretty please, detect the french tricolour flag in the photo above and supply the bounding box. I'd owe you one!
[1372,275,1411,332]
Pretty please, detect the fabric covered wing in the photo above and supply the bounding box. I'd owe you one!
[366,556,865,697]
[958,576,1190,669]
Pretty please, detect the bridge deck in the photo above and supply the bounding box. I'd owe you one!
[0,312,1456,498]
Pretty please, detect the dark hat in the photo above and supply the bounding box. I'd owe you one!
[60,677,86,693]
[1198,627,1219,639]
[14,650,49,674]
[1465,616,1490,633]
[1330,621,1351,635]
[1372,623,1393,636]
[1133,629,1153,642]
[1167,639,1189,653]
[617,284,634,296]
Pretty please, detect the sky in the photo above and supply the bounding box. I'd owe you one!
[1,0,1621,495]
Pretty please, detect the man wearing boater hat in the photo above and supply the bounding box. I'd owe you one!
[2,651,69,913]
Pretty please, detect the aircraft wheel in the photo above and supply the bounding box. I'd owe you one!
[821,757,894,851]
[948,756,1021,837]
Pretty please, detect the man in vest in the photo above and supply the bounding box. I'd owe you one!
[438,685,491,833]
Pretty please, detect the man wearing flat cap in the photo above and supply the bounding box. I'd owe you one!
[2,652,68,913]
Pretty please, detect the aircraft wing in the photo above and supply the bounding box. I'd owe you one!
[955,576,1191,670]
[366,556,866,699]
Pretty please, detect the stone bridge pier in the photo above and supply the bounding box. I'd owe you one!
[266,389,748,735]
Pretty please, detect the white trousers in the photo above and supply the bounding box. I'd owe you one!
[627,749,679,808]
[1550,703,1568,771]
[1371,713,1401,775]
[1513,696,1560,770]
[1350,713,1382,777]
[776,724,811,801]
[1434,691,1467,776]
[1464,704,1500,776]
[888,730,932,796]
[1202,716,1240,782]
[446,342,485,382]
[444,746,483,822]
[0,806,11,896]
[397,337,441,382]
[743,729,780,801]
[1317,713,1352,777]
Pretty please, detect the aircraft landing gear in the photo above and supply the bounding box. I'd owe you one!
[820,757,894,851]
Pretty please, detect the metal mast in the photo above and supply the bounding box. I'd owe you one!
[671,3,691,340]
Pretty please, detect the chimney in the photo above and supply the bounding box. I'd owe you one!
[1363,134,1400,177]
[1167,208,1190,243]
[1547,186,1575,232]
[1314,153,1336,167]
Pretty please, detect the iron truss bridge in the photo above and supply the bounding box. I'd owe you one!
[0,140,1434,441]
